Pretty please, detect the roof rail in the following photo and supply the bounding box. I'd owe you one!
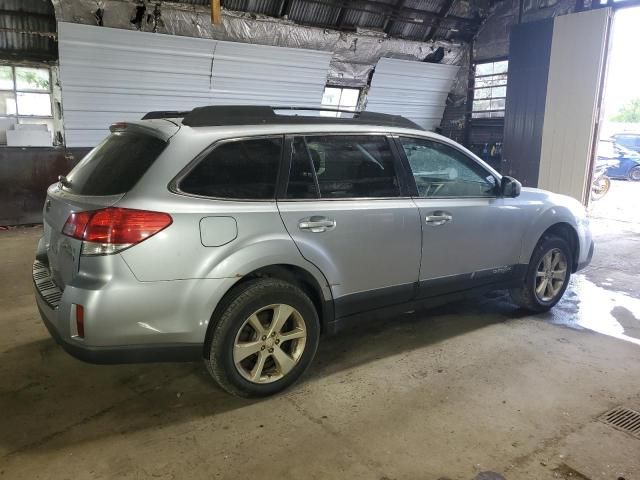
[170,105,423,130]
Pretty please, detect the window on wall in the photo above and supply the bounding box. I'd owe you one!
[0,65,54,145]
[320,87,361,117]
[472,60,508,119]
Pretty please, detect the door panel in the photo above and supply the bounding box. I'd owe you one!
[396,135,530,297]
[412,197,529,296]
[277,133,421,316]
[278,199,421,311]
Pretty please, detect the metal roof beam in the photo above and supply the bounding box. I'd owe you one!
[422,0,457,41]
[335,0,351,27]
[383,0,405,34]
[288,0,480,29]
[358,0,479,25]
[278,0,294,17]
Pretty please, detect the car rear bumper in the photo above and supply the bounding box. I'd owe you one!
[33,258,234,364]
[36,299,201,364]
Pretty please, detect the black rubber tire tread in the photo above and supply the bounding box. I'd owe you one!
[204,278,320,398]
[510,235,573,313]
[629,166,640,182]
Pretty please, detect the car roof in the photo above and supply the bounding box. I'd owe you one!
[122,105,502,179]
[141,105,424,131]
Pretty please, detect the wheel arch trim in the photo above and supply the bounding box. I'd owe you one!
[202,262,334,358]
[518,204,582,265]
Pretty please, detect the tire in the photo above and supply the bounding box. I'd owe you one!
[590,176,610,201]
[510,235,573,313]
[629,166,640,182]
[204,278,320,397]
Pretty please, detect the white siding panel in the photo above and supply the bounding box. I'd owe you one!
[538,9,611,203]
[59,22,215,146]
[58,22,331,147]
[365,58,459,130]
[210,42,331,106]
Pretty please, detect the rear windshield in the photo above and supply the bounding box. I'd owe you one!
[64,131,167,196]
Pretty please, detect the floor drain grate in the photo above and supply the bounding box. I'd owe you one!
[600,407,640,439]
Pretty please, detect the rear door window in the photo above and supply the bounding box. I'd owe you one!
[286,135,400,199]
[179,137,282,199]
[65,131,167,196]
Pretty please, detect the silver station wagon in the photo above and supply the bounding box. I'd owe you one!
[34,106,594,397]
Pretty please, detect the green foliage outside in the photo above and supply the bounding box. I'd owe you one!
[612,98,640,123]
[0,66,49,90]
[17,70,49,89]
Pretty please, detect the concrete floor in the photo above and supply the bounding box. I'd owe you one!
[1,205,640,479]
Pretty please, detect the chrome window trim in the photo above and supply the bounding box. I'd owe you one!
[277,196,416,203]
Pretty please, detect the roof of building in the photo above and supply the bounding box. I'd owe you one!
[173,0,488,43]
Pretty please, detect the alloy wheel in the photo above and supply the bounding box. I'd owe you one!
[535,248,568,302]
[233,304,307,384]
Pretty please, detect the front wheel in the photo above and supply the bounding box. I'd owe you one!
[510,235,572,312]
[204,278,320,397]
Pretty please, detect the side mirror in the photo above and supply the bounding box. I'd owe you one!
[501,176,521,198]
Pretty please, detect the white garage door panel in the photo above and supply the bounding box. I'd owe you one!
[538,9,611,203]
[61,65,212,92]
[62,90,212,113]
[210,42,330,107]
[58,22,331,147]
[59,22,217,147]
[366,58,458,130]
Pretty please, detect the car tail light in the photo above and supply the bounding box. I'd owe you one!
[76,304,85,338]
[62,211,92,239]
[62,207,172,256]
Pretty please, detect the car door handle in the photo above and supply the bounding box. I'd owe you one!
[298,216,336,233]
[425,212,453,226]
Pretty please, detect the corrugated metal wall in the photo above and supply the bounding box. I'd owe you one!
[58,22,215,147]
[209,42,331,106]
[365,58,459,130]
[501,18,554,186]
[0,0,57,62]
[58,22,331,147]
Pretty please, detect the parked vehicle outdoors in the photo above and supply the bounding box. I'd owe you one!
[598,138,640,181]
[611,132,640,154]
[33,106,594,397]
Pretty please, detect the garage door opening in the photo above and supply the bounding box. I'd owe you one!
[590,5,640,226]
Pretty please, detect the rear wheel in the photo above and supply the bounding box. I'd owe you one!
[204,278,320,397]
[629,166,640,182]
[510,235,572,312]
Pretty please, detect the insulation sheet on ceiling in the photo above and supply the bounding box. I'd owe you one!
[58,22,332,147]
[365,58,459,131]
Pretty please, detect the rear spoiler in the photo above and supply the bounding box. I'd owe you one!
[109,121,179,142]
[141,111,190,120]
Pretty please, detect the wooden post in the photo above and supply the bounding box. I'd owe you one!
[211,0,221,24]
